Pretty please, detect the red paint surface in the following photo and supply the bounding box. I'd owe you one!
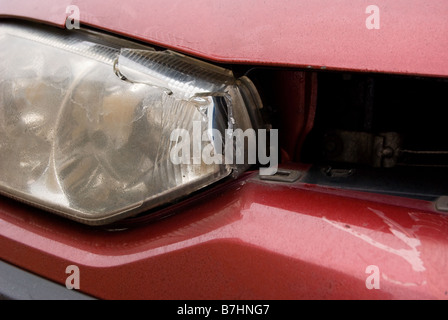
[1,166,448,299]
[1,0,448,300]
[273,71,318,161]
[0,0,447,77]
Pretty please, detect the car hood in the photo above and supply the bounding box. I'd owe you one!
[0,0,447,76]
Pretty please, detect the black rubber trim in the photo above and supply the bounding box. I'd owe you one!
[301,165,448,201]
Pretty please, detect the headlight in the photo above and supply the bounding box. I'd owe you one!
[0,21,263,225]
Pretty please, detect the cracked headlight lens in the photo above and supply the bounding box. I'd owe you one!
[0,22,262,225]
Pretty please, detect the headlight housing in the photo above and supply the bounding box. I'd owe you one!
[0,21,263,225]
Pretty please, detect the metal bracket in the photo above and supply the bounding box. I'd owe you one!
[435,196,448,213]
[321,130,401,168]
[259,169,302,183]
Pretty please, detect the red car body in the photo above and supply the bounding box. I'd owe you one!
[0,0,447,300]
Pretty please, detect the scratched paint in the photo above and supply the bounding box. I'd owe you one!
[323,208,425,273]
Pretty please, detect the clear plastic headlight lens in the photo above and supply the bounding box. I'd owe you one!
[0,22,262,225]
